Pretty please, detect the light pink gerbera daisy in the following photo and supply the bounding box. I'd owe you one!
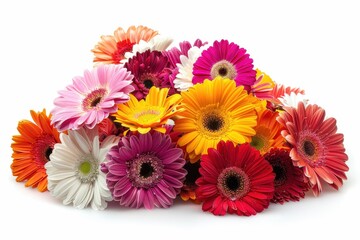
[278,102,349,196]
[192,39,256,91]
[103,131,187,209]
[51,65,134,131]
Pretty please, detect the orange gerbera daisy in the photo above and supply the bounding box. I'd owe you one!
[11,110,61,192]
[250,109,286,155]
[92,25,158,64]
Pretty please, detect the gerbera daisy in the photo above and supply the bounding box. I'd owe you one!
[103,131,187,209]
[250,109,285,155]
[278,92,309,108]
[173,46,204,91]
[124,50,175,99]
[192,39,256,91]
[264,148,309,204]
[180,161,201,202]
[45,127,118,210]
[122,35,173,63]
[11,109,60,192]
[278,102,349,196]
[164,39,207,68]
[196,141,275,216]
[113,86,183,134]
[92,25,158,64]
[174,77,258,162]
[250,69,275,100]
[270,84,305,103]
[51,64,134,131]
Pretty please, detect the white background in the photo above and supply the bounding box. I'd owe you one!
[1,0,359,239]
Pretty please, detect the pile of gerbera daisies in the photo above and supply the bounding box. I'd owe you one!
[10,25,349,215]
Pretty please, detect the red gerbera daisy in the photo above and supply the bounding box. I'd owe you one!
[278,102,349,196]
[264,148,309,204]
[196,141,274,216]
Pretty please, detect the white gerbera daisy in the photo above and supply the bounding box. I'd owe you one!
[45,127,118,210]
[122,35,173,63]
[279,92,309,108]
[173,46,204,91]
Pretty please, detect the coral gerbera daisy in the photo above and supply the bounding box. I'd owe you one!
[250,109,285,155]
[11,109,61,192]
[192,39,256,91]
[103,131,187,209]
[92,25,158,64]
[264,148,309,204]
[113,86,183,134]
[278,102,349,196]
[174,77,258,162]
[124,50,175,99]
[51,64,134,131]
[45,127,118,210]
[196,141,275,216]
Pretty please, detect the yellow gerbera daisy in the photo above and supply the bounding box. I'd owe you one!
[174,77,258,162]
[250,109,286,154]
[113,87,183,134]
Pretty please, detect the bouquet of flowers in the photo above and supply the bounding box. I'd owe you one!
[10,25,349,216]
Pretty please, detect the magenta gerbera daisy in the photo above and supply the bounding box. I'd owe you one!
[103,131,187,209]
[278,102,349,196]
[51,65,134,131]
[196,141,274,216]
[264,148,309,204]
[192,39,256,91]
[124,50,175,100]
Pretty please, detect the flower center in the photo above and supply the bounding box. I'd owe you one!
[45,147,53,161]
[303,140,315,156]
[210,60,237,79]
[76,155,99,183]
[113,39,135,63]
[183,161,201,187]
[140,73,160,89]
[82,88,107,110]
[217,167,250,200]
[133,107,162,124]
[143,79,154,89]
[272,164,287,187]
[128,153,164,189]
[250,135,265,150]
[203,114,224,132]
[32,134,56,163]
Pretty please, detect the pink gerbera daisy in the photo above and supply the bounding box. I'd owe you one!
[192,40,256,91]
[51,65,134,131]
[124,50,175,100]
[196,141,274,216]
[277,102,349,196]
[103,131,187,209]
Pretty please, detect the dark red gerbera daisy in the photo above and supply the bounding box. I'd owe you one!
[196,141,275,216]
[264,148,309,204]
[124,50,175,99]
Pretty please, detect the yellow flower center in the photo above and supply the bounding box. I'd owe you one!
[133,106,163,124]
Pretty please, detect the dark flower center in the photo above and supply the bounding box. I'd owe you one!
[217,167,250,200]
[183,161,201,187]
[143,79,154,89]
[91,97,102,107]
[203,114,224,132]
[45,147,53,161]
[225,175,241,191]
[303,140,315,156]
[218,67,228,76]
[140,162,155,178]
[273,165,287,186]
